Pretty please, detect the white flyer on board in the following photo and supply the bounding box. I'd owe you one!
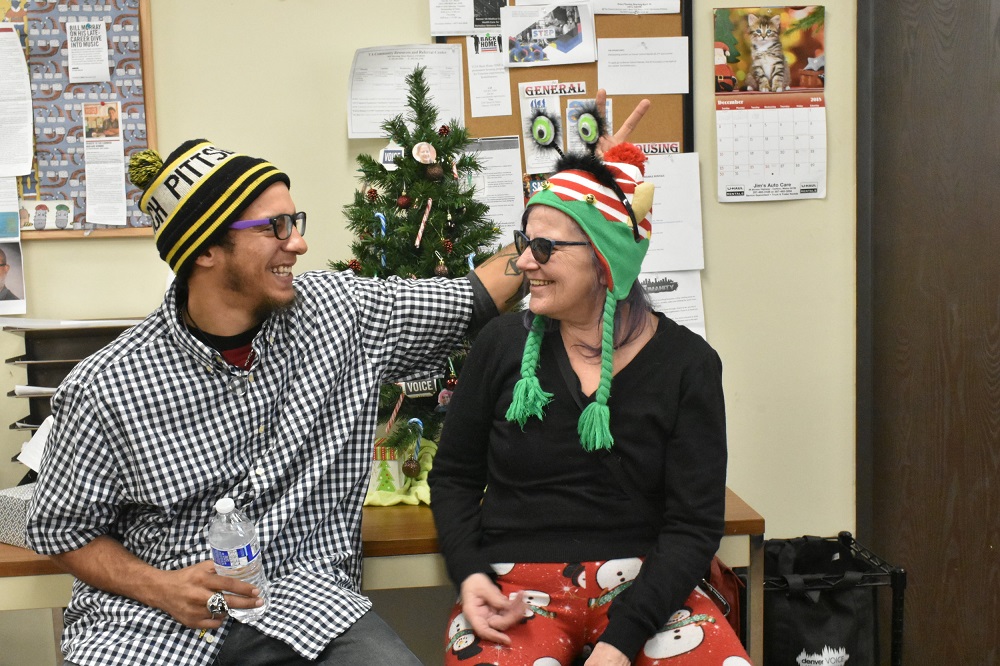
[597,37,689,95]
[67,21,111,83]
[0,26,33,177]
[640,270,706,340]
[518,80,561,174]
[466,33,512,118]
[83,102,127,226]
[348,45,465,138]
[464,136,523,245]
[641,150,704,272]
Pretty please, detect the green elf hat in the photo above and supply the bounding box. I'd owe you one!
[127,139,289,278]
[506,143,655,451]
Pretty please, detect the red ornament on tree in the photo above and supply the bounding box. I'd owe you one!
[438,124,451,136]
[366,188,378,203]
[445,374,458,390]
[397,193,412,209]
[347,259,362,273]
[443,239,454,254]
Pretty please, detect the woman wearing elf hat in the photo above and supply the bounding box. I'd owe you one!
[430,139,749,664]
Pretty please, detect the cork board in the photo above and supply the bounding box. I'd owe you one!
[4,0,157,240]
[444,4,693,167]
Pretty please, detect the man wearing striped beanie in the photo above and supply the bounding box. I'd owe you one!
[132,138,291,280]
[25,137,521,665]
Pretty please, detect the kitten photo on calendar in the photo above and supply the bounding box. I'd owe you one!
[745,13,790,92]
[713,6,825,94]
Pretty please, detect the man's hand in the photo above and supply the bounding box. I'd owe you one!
[595,89,651,156]
[459,573,527,645]
[154,560,263,629]
[50,537,263,630]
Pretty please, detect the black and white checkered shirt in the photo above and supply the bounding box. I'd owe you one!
[26,270,473,665]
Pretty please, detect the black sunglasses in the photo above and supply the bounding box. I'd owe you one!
[513,229,589,264]
[230,211,307,240]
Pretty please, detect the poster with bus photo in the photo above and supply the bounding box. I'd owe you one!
[500,3,596,67]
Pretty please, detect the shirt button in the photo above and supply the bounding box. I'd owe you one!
[258,425,265,434]
[256,467,265,476]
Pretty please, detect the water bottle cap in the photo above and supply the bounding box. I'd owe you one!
[214,497,236,514]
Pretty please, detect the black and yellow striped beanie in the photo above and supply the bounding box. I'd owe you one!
[127,139,290,277]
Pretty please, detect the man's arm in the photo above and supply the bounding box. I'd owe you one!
[471,243,524,313]
[51,535,262,630]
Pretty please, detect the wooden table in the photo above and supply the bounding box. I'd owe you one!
[1,488,764,662]
[722,487,766,664]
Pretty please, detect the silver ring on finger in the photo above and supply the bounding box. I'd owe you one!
[206,591,229,618]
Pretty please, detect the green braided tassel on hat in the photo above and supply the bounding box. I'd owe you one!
[577,292,617,451]
[505,314,554,427]
[578,402,613,451]
[128,148,164,190]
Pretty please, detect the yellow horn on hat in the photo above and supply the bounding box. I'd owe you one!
[632,181,655,225]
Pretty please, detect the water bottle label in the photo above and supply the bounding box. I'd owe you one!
[211,542,259,568]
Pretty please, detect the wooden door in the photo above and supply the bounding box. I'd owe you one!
[857,1,1000,662]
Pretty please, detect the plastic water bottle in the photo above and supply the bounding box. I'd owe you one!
[206,497,269,621]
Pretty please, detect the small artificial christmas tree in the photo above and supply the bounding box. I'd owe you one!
[331,66,501,456]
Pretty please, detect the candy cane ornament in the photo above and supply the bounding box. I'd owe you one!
[415,198,433,248]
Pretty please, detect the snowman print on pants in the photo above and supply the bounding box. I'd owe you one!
[514,589,554,619]
[447,612,483,661]
[490,562,516,576]
[590,557,643,608]
[642,607,709,658]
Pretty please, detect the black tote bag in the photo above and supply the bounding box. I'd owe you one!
[763,535,878,666]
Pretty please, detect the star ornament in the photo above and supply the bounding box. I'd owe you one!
[804,54,826,71]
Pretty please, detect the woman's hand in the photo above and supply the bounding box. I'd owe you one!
[594,89,651,157]
[584,641,632,666]
[459,572,526,645]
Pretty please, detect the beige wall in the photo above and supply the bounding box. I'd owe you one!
[0,2,856,663]
[698,3,857,539]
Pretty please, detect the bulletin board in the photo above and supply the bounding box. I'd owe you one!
[3,0,156,240]
[445,2,693,166]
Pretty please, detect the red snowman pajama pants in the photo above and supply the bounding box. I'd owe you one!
[444,561,752,666]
